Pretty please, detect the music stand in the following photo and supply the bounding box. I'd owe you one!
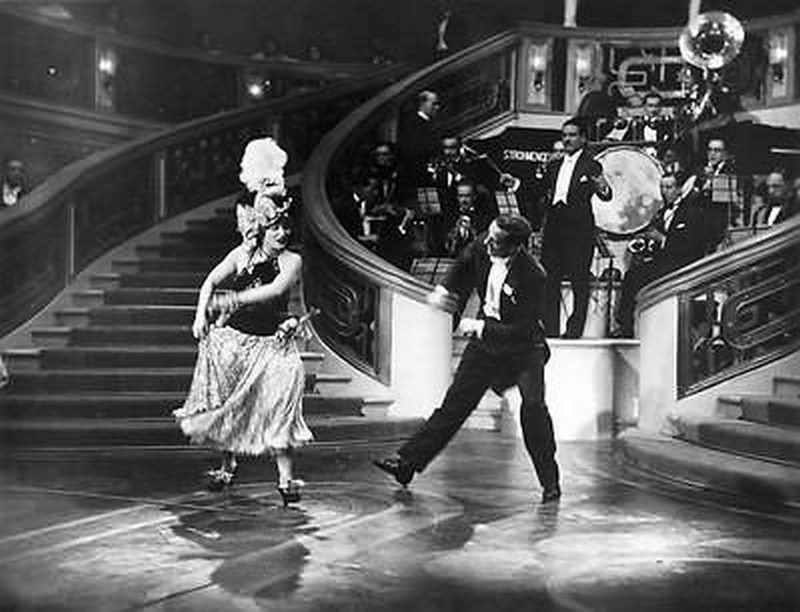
[494,190,520,216]
[710,175,742,230]
[416,187,442,216]
[410,257,456,285]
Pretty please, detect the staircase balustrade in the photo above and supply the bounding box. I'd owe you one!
[0,73,402,338]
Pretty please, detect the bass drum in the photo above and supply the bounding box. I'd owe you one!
[592,145,663,236]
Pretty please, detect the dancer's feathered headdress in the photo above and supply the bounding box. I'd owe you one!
[238,137,290,225]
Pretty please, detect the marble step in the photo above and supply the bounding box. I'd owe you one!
[617,428,800,508]
[0,391,362,419]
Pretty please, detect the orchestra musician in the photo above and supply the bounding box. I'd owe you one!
[613,172,712,338]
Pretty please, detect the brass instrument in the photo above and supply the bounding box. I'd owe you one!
[679,11,744,71]
[678,11,745,122]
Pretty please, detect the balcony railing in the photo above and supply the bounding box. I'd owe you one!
[0,6,395,122]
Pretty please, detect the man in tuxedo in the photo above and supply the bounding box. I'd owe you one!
[540,118,612,339]
[686,137,736,247]
[751,170,796,226]
[373,214,561,504]
[614,173,711,338]
[397,90,441,201]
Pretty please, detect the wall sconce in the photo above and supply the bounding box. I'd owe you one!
[98,52,116,78]
[768,31,788,84]
[530,44,548,92]
[575,46,593,92]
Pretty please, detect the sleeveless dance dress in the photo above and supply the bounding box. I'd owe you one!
[173,257,313,455]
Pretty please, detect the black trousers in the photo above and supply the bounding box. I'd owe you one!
[542,225,595,338]
[399,342,559,490]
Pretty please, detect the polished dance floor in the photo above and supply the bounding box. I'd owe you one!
[1,431,799,611]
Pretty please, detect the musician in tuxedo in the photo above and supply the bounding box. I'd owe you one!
[373,214,561,504]
[540,118,612,339]
[613,173,712,338]
[686,137,736,247]
[397,90,441,200]
[751,169,796,227]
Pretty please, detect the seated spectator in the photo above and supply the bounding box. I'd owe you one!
[251,36,293,61]
[613,173,711,338]
[2,159,29,207]
[305,45,324,62]
[751,169,795,226]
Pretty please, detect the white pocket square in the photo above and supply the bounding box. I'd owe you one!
[579,175,589,183]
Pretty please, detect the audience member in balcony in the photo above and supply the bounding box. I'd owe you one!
[613,173,711,338]
[397,90,441,200]
[305,44,324,62]
[2,159,29,207]
[540,118,612,339]
[373,213,561,504]
[251,35,293,61]
[174,138,311,506]
[751,169,795,226]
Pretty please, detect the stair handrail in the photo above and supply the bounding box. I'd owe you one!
[636,216,800,404]
[0,69,405,338]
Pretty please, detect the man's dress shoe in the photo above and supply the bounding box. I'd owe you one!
[372,456,415,486]
[541,486,562,503]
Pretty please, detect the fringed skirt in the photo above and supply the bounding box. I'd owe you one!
[173,326,313,455]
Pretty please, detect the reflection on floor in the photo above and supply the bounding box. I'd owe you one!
[1,431,799,611]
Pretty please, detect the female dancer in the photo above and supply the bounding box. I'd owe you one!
[174,138,312,505]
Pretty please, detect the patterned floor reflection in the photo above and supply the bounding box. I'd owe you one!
[1,432,798,611]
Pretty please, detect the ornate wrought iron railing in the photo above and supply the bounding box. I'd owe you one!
[638,216,800,398]
[0,72,402,338]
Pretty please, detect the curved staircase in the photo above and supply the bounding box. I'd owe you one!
[0,198,420,455]
[618,374,800,509]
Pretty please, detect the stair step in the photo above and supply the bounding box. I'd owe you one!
[5,346,323,370]
[88,305,196,325]
[103,287,200,306]
[110,272,209,288]
[719,394,800,429]
[617,429,800,508]
[160,229,238,243]
[774,376,800,398]
[0,415,422,448]
[4,369,349,393]
[111,257,216,274]
[71,289,106,307]
[0,392,362,419]
[677,417,800,467]
[69,324,195,346]
[135,243,231,259]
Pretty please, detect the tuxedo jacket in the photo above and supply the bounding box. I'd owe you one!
[398,112,439,181]
[443,235,548,356]
[541,150,610,231]
[653,194,710,270]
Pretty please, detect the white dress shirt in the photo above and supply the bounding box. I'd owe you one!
[552,150,581,206]
[483,255,510,320]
